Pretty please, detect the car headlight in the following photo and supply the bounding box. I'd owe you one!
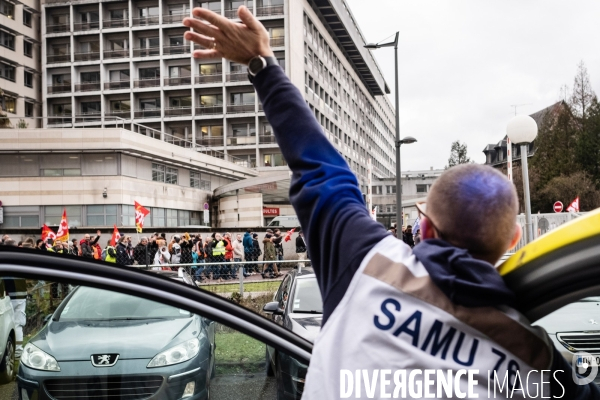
[21,343,60,371]
[147,338,200,368]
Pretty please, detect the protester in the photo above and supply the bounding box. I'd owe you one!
[181,8,600,398]
[295,229,307,269]
[243,228,253,264]
[133,237,152,266]
[180,232,193,264]
[191,236,206,283]
[116,236,133,265]
[169,235,182,265]
[414,228,422,245]
[262,232,277,278]
[35,239,46,250]
[403,224,415,248]
[81,230,101,258]
[153,239,171,269]
[251,233,262,274]
[233,233,247,277]
[210,233,226,280]
[272,228,284,272]
[223,233,236,279]
[69,238,79,256]
[103,239,117,263]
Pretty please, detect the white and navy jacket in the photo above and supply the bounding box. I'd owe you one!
[252,65,600,399]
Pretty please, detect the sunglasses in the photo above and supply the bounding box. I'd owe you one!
[415,201,448,240]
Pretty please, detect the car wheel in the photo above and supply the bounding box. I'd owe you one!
[0,335,15,384]
[266,347,275,377]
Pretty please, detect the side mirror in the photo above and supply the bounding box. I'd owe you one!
[44,314,53,324]
[263,301,284,315]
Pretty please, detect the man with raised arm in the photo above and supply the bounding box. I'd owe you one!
[183,7,599,399]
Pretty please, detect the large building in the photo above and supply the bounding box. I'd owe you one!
[0,0,398,230]
[0,0,43,127]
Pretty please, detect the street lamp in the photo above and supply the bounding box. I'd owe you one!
[365,33,416,228]
[506,115,538,244]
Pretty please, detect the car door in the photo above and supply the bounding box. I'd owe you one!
[0,247,311,399]
[500,208,600,383]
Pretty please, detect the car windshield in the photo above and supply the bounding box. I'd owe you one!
[579,296,600,302]
[291,277,323,313]
[56,287,192,321]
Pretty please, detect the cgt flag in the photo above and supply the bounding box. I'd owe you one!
[41,224,56,242]
[134,201,150,233]
[110,225,121,247]
[284,227,296,242]
[56,208,69,242]
[567,196,580,213]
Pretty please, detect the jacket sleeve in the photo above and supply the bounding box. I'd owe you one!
[253,65,390,323]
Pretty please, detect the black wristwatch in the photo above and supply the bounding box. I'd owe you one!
[247,56,278,82]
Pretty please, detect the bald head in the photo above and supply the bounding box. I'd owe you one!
[427,164,519,264]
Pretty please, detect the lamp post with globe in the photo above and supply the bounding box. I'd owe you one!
[506,115,538,244]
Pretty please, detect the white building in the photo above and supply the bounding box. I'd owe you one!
[0,0,397,230]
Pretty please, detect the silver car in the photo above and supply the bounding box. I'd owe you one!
[0,277,16,385]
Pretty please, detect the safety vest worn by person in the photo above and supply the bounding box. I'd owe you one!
[212,240,225,256]
[104,246,117,263]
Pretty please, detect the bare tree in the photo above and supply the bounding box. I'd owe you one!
[446,141,472,169]
[570,61,595,120]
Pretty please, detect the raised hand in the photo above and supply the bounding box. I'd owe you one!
[183,5,273,65]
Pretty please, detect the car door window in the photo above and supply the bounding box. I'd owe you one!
[0,274,309,399]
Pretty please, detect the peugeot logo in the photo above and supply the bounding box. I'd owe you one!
[91,354,119,367]
[590,319,598,325]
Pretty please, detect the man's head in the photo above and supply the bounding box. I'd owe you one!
[246,228,252,234]
[84,234,91,241]
[140,237,148,245]
[215,233,222,240]
[422,164,520,264]
[274,229,281,235]
[2,234,10,242]
[266,229,273,234]
[236,234,242,241]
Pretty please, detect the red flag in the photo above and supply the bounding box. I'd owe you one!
[110,225,121,247]
[134,201,150,233]
[567,196,580,212]
[284,227,296,242]
[56,208,69,242]
[41,224,56,242]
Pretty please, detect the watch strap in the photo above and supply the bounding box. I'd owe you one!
[247,56,279,83]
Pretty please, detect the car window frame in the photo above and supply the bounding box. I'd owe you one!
[0,247,312,364]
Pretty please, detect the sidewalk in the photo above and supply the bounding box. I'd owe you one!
[196,270,290,286]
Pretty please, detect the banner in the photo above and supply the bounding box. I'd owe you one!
[110,225,121,247]
[134,201,150,233]
[41,224,56,242]
[567,196,580,213]
[56,208,69,242]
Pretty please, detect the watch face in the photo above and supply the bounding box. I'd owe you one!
[249,57,265,75]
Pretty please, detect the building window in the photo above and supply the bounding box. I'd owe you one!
[81,101,101,114]
[110,99,130,113]
[24,71,33,88]
[199,94,222,106]
[86,205,117,227]
[231,123,256,137]
[199,63,222,75]
[263,153,287,167]
[45,205,82,227]
[52,103,72,116]
[178,210,190,226]
[386,185,396,194]
[0,0,14,19]
[416,184,428,193]
[24,41,33,57]
[110,9,128,21]
[25,102,34,117]
[4,95,16,114]
[230,92,255,105]
[42,168,81,176]
[169,96,192,108]
[0,31,14,51]
[166,209,178,227]
[198,1,221,13]
[122,205,135,226]
[190,171,211,190]
[81,71,100,83]
[150,207,165,227]
[152,163,178,184]
[109,69,130,82]
[169,65,191,77]
[23,9,32,26]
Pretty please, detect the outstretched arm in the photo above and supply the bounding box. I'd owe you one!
[184,7,389,323]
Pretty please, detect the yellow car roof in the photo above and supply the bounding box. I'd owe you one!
[499,208,600,276]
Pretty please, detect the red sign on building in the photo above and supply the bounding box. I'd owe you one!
[263,207,280,216]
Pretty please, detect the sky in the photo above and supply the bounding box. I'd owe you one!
[344,0,600,171]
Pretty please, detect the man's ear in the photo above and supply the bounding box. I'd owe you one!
[507,223,522,251]
[420,217,436,240]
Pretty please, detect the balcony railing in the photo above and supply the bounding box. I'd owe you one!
[162,13,189,24]
[227,103,255,113]
[164,76,191,86]
[163,44,190,55]
[226,136,256,146]
[73,21,99,31]
[104,80,130,90]
[134,78,160,88]
[104,19,128,28]
[75,82,101,92]
[134,109,161,118]
[258,134,276,144]
[105,110,131,119]
[224,7,252,19]
[47,54,70,63]
[48,114,72,124]
[226,72,247,82]
[74,51,100,62]
[47,83,72,94]
[196,137,223,147]
[133,47,160,57]
[164,106,192,117]
[75,112,101,122]
[195,74,222,84]
[195,105,223,115]
[165,133,194,148]
[104,49,129,59]
[256,5,284,17]
[132,16,159,26]
[270,36,284,47]
[46,23,69,34]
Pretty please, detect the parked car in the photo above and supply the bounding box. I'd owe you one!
[263,268,322,399]
[267,216,300,228]
[17,285,216,400]
[0,278,16,385]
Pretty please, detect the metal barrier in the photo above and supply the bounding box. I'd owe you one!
[130,259,311,297]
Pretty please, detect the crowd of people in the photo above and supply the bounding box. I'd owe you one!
[0,228,309,283]
[386,224,421,247]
